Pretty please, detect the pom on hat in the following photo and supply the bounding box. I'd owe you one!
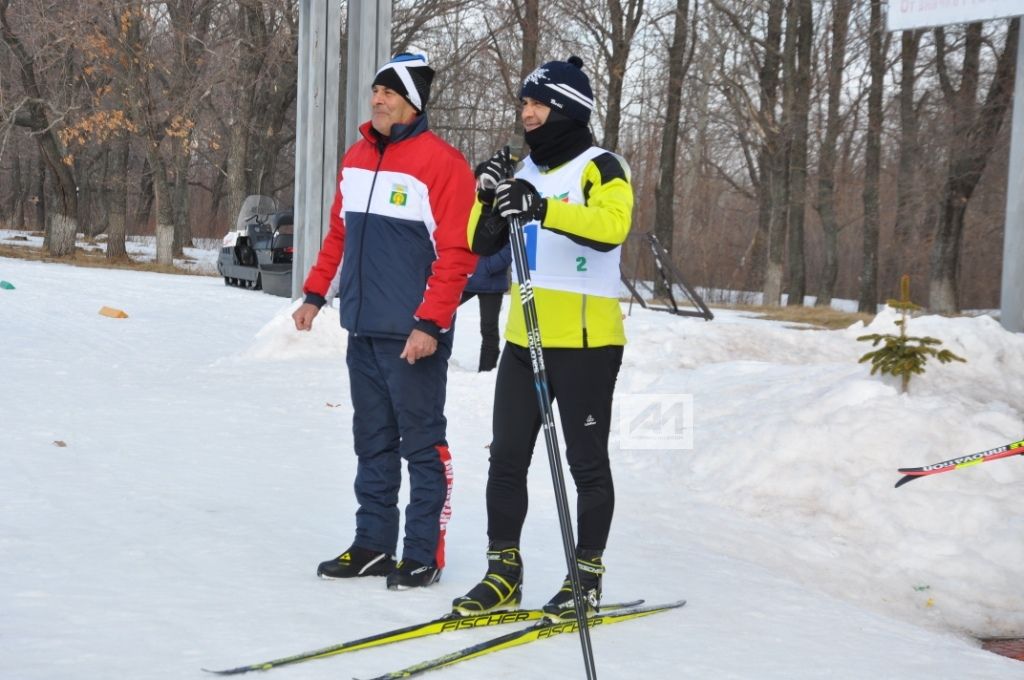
[519,55,594,124]
[372,53,435,113]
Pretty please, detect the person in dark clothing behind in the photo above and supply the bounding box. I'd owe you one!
[460,243,511,372]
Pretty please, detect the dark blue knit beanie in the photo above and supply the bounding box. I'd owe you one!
[519,56,594,124]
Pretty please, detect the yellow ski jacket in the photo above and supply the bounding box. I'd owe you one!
[468,150,633,349]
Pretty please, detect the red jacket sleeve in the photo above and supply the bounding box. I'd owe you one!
[414,146,478,332]
[301,165,346,306]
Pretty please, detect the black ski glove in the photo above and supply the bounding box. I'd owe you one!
[475,148,514,205]
[494,179,546,223]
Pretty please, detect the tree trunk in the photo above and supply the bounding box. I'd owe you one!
[224,2,263,230]
[10,153,25,229]
[1,0,78,255]
[34,159,46,231]
[224,117,250,229]
[600,0,644,153]
[603,50,626,153]
[133,159,154,236]
[47,212,77,255]
[859,0,884,314]
[250,72,299,198]
[679,65,710,245]
[928,19,1018,314]
[209,156,228,233]
[653,0,691,268]
[151,154,176,266]
[815,0,851,307]
[520,0,539,81]
[757,0,785,305]
[888,30,923,291]
[83,149,106,238]
[172,145,192,255]
[106,136,129,261]
[763,151,788,306]
[764,0,792,307]
[509,0,540,146]
[785,0,813,306]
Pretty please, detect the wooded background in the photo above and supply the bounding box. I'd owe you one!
[0,0,1018,312]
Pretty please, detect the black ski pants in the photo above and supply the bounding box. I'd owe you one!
[460,290,503,371]
[486,342,623,552]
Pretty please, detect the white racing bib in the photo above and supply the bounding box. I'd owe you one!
[514,147,622,298]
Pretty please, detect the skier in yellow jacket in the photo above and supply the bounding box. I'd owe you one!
[452,56,633,620]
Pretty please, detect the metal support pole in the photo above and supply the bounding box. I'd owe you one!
[1000,26,1024,333]
[292,0,341,299]
[345,1,391,150]
[292,0,390,299]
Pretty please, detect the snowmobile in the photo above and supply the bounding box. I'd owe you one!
[216,195,293,296]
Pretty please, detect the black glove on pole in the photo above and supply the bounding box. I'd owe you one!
[494,179,546,223]
[506,213,598,680]
[475,148,514,204]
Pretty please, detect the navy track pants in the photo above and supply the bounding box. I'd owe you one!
[346,334,453,568]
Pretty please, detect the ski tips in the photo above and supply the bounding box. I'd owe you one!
[201,668,244,676]
[893,440,1024,489]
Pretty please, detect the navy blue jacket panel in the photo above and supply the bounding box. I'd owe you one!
[464,243,511,294]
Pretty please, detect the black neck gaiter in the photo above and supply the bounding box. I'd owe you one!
[524,118,593,170]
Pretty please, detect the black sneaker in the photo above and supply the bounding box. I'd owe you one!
[317,545,395,579]
[386,558,441,590]
[451,546,523,616]
[542,551,604,621]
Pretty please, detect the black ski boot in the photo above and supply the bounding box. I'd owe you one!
[451,545,523,616]
[386,558,442,590]
[317,544,395,579]
[542,550,604,621]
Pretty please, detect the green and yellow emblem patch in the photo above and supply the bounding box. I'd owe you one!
[389,184,409,207]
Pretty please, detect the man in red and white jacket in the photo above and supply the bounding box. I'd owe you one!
[293,53,476,590]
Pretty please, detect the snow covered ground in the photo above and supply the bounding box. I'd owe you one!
[2,248,1023,680]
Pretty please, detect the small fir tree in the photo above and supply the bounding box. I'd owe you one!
[857,275,966,394]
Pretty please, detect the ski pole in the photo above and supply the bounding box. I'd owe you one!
[506,211,598,680]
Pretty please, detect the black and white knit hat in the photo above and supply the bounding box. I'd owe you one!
[519,56,594,124]
[372,53,435,113]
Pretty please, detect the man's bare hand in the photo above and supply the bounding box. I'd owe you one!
[400,329,438,364]
[292,303,320,331]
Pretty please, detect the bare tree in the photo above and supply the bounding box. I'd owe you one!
[652,0,693,259]
[711,0,785,299]
[881,29,924,291]
[559,0,645,152]
[814,0,851,307]
[0,0,79,256]
[761,0,787,306]
[858,0,883,313]
[106,135,129,259]
[223,1,298,228]
[784,0,812,306]
[928,19,1019,313]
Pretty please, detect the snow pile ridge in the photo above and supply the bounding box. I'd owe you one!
[240,300,346,360]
